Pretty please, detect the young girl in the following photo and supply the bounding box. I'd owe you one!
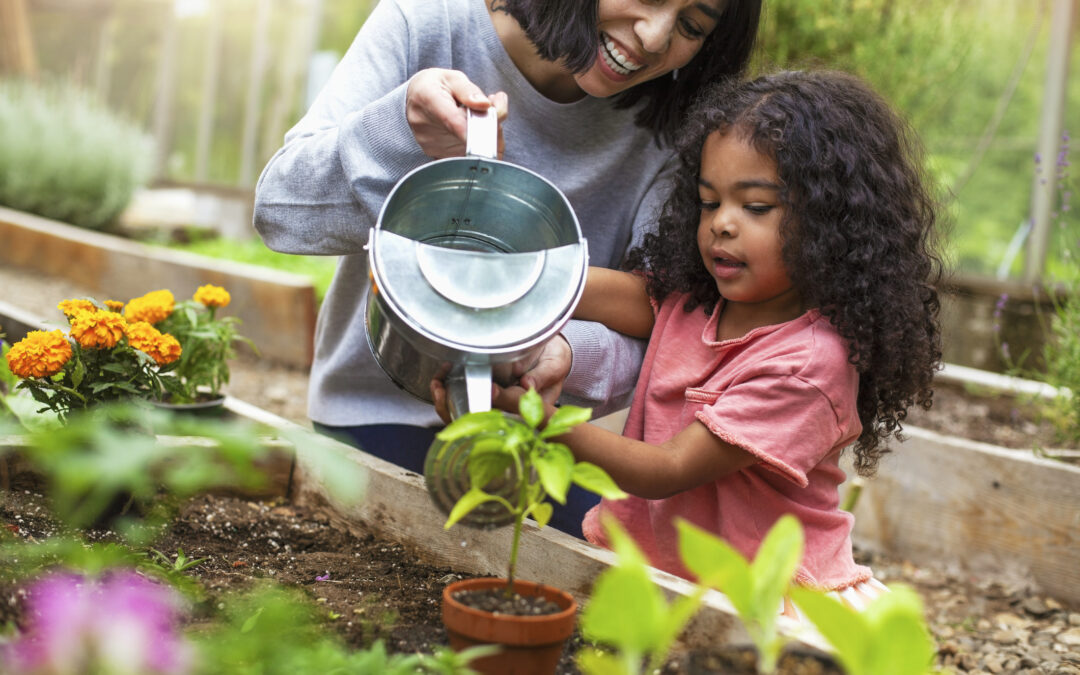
[442,69,944,605]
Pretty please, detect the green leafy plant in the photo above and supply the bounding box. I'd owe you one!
[150,546,210,573]
[790,584,936,675]
[577,516,706,675]
[154,285,255,403]
[196,584,486,674]
[677,515,804,674]
[0,402,366,542]
[435,387,626,588]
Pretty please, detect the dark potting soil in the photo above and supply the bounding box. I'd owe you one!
[453,587,563,616]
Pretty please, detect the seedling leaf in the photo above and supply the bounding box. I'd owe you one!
[571,461,627,500]
[534,442,574,503]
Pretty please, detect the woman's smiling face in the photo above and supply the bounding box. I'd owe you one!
[575,0,726,98]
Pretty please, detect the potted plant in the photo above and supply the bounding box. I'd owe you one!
[127,285,252,410]
[3,297,180,421]
[429,387,626,675]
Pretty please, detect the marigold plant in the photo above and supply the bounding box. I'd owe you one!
[156,285,252,404]
[5,297,174,418]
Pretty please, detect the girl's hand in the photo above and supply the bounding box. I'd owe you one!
[406,68,508,159]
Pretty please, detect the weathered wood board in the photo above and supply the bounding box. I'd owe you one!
[0,206,317,368]
[846,425,1080,605]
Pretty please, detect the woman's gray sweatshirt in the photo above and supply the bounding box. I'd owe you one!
[253,0,675,427]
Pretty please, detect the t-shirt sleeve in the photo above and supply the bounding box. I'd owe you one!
[694,373,846,487]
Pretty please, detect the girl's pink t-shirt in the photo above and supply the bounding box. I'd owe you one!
[582,293,873,591]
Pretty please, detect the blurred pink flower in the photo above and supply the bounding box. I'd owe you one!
[1,570,193,674]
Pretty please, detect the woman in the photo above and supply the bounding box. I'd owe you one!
[253,0,762,537]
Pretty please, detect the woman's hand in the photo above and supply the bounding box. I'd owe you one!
[429,336,570,424]
[406,68,508,159]
[515,335,571,410]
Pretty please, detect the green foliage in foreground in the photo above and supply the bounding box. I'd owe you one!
[0,78,153,231]
[196,584,487,675]
[790,585,936,675]
[579,515,937,675]
[679,516,804,674]
[578,518,706,675]
[166,235,337,303]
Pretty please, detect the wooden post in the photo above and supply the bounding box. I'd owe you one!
[194,0,225,182]
[0,0,39,77]
[151,2,179,179]
[1023,0,1076,283]
[261,0,324,161]
[239,0,271,186]
[93,5,117,103]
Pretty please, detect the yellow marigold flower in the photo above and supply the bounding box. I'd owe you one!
[57,298,96,318]
[5,330,72,378]
[104,300,125,313]
[126,321,182,365]
[69,309,127,350]
[194,284,231,309]
[124,289,175,324]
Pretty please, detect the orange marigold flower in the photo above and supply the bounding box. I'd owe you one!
[125,321,182,365]
[124,290,175,324]
[155,333,183,365]
[69,309,127,349]
[104,300,126,313]
[57,298,96,318]
[194,284,230,309]
[5,330,72,378]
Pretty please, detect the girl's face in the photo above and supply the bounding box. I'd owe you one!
[575,0,726,98]
[696,131,800,314]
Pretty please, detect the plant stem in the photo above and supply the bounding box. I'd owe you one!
[505,445,531,593]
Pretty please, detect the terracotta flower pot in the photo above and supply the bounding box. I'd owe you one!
[442,577,577,675]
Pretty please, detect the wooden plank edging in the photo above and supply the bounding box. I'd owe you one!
[0,206,317,368]
[846,425,1080,605]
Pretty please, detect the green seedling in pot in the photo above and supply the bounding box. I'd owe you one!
[433,387,626,589]
[789,583,936,675]
[578,515,706,675]
[677,515,804,674]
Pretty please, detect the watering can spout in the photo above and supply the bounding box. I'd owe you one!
[445,363,492,419]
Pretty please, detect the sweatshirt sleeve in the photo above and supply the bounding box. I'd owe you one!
[253,0,427,255]
[559,153,676,414]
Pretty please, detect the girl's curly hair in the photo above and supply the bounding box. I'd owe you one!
[625,70,945,475]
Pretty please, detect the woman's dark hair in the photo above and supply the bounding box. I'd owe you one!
[500,0,762,143]
[626,70,945,475]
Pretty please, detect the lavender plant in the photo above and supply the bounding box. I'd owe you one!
[996,132,1079,444]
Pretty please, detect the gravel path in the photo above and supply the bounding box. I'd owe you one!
[2,261,1078,673]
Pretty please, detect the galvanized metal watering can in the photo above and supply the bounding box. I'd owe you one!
[364,108,588,526]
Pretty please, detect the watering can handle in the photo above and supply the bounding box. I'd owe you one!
[465,107,498,160]
[445,363,492,419]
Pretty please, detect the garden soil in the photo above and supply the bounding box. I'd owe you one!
[2,263,1079,673]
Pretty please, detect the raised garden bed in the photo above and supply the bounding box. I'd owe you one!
[0,205,317,368]
[848,363,1080,606]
